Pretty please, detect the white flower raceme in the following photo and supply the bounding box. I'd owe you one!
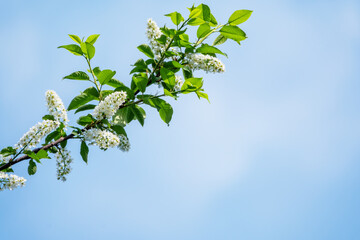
[0,154,11,165]
[186,53,225,73]
[0,172,26,191]
[118,134,130,152]
[84,129,120,149]
[45,90,69,124]
[92,91,127,120]
[146,19,164,59]
[174,75,184,92]
[55,148,73,182]
[14,120,59,150]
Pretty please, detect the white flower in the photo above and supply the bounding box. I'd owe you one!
[118,134,130,152]
[146,19,164,59]
[92,91,127,120]
[14,120,59,151]
[84,129,120,149]
[174,75,184,92]
[0,154,11,165]
[45,90,69,124]
[186,53,225,73]
[55,148,73,182]
[0,172,26,191]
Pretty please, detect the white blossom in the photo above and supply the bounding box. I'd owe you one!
[118,134,130,152]
[45,90,69,124]
[186,53,225,73]
[0,172,26,191]
[174,75,184,92]
[92,91,127,120]
[84,129,120,149]
[146,19,164,59]
[55,148,73,182]
[14,120,59,151]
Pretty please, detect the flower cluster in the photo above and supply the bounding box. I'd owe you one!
[14,120,59,150]
[84,129,120,149]
[186,53,225,73]
[55,148,73,182]
[174,75,184,92]
[0,172,26,191]
[146,19,164,59]
[118,134,130,152]
[92,91,127,120]
[45,90,69,124]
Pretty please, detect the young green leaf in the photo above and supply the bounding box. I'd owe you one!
[111,125,127,137]
[213,35,227,46]
[197,23,211,39]
[42,114,55,121]
[137,44,154,59]
[219,25,247,44]
[132,75,148,93]
[165,12,184,26]
[196,44,227,57]
[58,44,83,56]
[196,4,211,22]
[74,104,96,114]
[97,70,116,85]
[63,71,90,81]
[196,91,210,103]
[68,34,82,44]
[68,88,98,110]
[228,10,253,25]
[80,141,89,164]
[130,105,145,126]
[86,34,100,44]
[81,42,95,59]
[28,160,37,175]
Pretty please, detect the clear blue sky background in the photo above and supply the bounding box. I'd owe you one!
[1,0,359,239]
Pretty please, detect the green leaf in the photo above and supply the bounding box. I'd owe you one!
[209,14,218,27]
[42,114,55,121]
[196,4,211,22]
[137,44,154,59]
[182,66,193,79]
[28,160,37,175]
[196,91,210,103]
[219,26,247,44]
[63,71,90,81]
[228,10,253,25]
[37,149,50,160]
[97,70,116,85]
[130,105,145,126]
[80,42,95,59]
[86,34,100,44]
[68,34,82,44]
[132,75,148,93]
[45,130,61,144]
[105,78,125,88]
[187,18,206,26]
[77,114,94,126]
[165,12,184,25]
[189,8,201,18]
[58,44,83,56]
[112,107,134,126]
[68,88,98,110]
[141,97,173,125]
[196,44,227,57]
[111,125,127,137]
[75,104,96,114]
[0,147,16,156]
[197,23,211,39]
[93,67,101,76]
[213,35,228,46]
[80,141,89,164]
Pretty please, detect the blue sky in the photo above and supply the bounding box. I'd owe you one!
[1,0,359,239]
